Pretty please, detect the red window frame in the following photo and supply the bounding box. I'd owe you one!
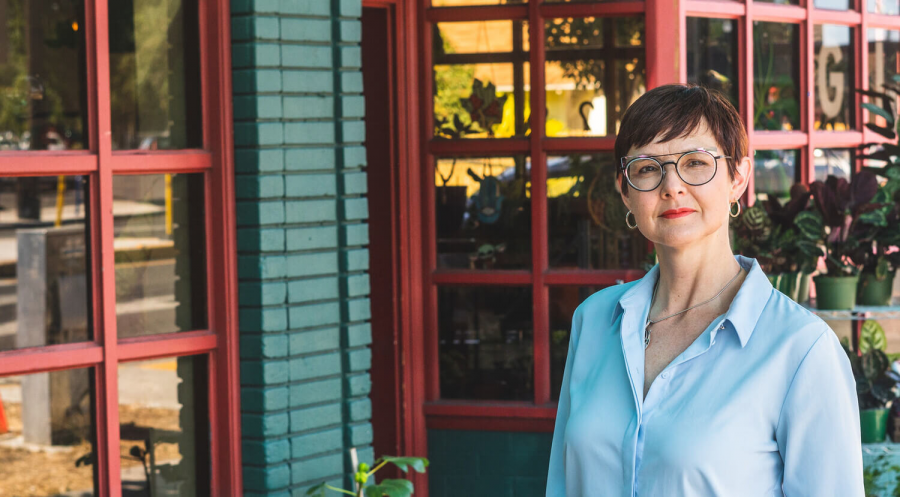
[0,1,242,495]
[417,0,899,432]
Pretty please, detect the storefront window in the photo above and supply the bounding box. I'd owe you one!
[815,0,850,11]
[0,0,88,151]
[868,29,900,126]
[435,156,531,270]
[869,0,900,14]
[753,22,801,131]
[114,174,207,338]
[687,18,740,111]
[547,153,651,270]
[756,0,799,6]
[814,148,853,182]
[433,0,526,5]
[545,17,645,137]
[550,286,604,400]
[433,22,530,139]
[118,355,209,495]
[814,25,855,131]
[0,176,91,353]
[438,286,533,401]
[754,149,798,205]
[109,0,202,150]
[0,367,96,495]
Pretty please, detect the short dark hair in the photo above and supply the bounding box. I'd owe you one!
[614,84,747,196]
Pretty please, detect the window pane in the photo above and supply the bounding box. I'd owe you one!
[438,287,533,401]
[114,174,206,338]
[0,176,91,353]
[109,0,202,150]
[547,154,651,269]
[119,355,209,495]
[545,17,645,137]
[433,21,530,139]
[435,156,531,270]
[753,149,798,205]
[0,0,88,150]
[814,148,853,182]
[815,0,850,10]
[869,0,900,14]
[550,286,606,400]
[814,25,854,131]
[753,22,801,131]
[868,29,900,127]
[756,0,798,6]
[0,367,96,495]
[686,18,739,111]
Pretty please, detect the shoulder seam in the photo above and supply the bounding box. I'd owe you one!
[774,325,830,432]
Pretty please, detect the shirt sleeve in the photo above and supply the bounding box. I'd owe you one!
[776,327,864,496]
[546,305,583,497]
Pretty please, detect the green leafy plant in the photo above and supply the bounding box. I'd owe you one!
[864,452,900,497]
[842,321,900,410]
[730,195,823,275]
[306,456,429,497]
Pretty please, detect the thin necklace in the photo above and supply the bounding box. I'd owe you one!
[644,265,743,350]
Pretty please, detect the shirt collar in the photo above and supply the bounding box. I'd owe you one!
[610,254,773,348]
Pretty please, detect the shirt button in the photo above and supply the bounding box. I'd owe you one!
[661,372,670,379]
[719,324,725,330]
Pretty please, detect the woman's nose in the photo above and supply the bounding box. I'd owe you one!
[659,162,686,197]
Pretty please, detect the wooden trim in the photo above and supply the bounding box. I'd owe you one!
[0,342,103,377]
[542,136,616,153]
[544,270,646,286]
[428,138,530,156]
[117,331,218,361]
[431,270,532,285]
[540,2,647,17]
[0,153,97,176]
[110,150,213,173]
[750,131,810,148]
[752,4,807,22]
[426,4,528,22]
[684,0,745,17]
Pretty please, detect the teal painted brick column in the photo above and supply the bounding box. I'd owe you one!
[233,0,371,494]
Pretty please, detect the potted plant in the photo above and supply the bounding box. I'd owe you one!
[842,320,900,443]
[808,170,881,309]
[307,455,429,497]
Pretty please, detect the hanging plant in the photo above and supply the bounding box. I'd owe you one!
[459,79,507,136]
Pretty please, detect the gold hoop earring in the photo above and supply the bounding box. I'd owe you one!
[625,210,638,229]
[730,200,741,218]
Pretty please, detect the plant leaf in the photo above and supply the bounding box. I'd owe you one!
[866,122,898,140]
[860,321,888,354]
[306,483,327,497]
[381,456,430,474]
[863,102,895,124]
[364,479,415,497]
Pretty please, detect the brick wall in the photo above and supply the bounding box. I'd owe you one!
[231,0,371,494]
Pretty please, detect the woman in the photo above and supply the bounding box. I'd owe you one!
[546,85,863,496]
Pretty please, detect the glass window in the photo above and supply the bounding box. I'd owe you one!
[114,174,206,338]
[0,0,88,151]
[0,367,97,495]
[868,29,900,126]
[815,0,850,11]
[545,17,645,137]
[433,0,525,5]
[547,153,651,270]
[814,25,854,131]
[0,176,91,353]
[109,0,202,150]
[753,22,801,131]
[869,0,900,14]
[438,287,533,401]
[756,0,799,6]
[435,156,531,270]
[119,355,209,495]
[433,22,530,139]
[686,18,739,111]
[814,148,853,181]
[550,286,606,400]
[753,149,798,205]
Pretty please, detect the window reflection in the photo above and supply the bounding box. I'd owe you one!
[815,0,850,11]
[753,22,801,131]
[0,367,96,496]
[119,356,209,495]
[814,148,853,182]
[687,18,739,110]
[438,287,533,401]
[0,176,91,354]
[868,29,900,127]
[547,154,651,270]
[433,22,530,139]
[869,0,900,14]
[550,286,606,400]
[109,0,202,150]
[545,17,645,137]
[0,0,88,151]
[435,156,531,270]
[753,149,798,205]
[814,25,854,131]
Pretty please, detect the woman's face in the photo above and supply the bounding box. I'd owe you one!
[618,119,751,250]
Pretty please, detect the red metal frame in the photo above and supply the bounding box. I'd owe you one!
[0,0,242,494]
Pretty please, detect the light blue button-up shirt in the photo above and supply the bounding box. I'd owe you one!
[546,255,864,496]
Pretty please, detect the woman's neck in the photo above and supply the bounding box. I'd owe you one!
[652,239,744,318]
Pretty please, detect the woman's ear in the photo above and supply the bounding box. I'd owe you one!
[616,173,631,210]
[731,156,753,201]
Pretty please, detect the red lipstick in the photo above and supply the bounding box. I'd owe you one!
[660,208,696,219]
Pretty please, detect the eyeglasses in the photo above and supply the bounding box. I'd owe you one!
[619,148,730,192]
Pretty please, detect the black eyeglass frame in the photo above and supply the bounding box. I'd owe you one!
[618,148,732,192]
